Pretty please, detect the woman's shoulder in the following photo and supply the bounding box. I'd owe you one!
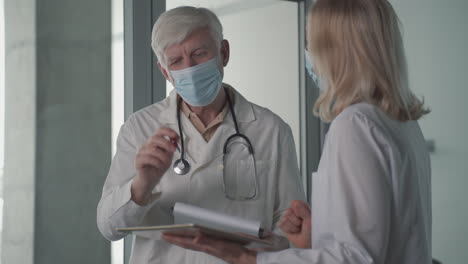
[327,103,399,150]
[331,103,383,132]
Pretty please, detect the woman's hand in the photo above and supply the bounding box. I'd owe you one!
[163,233,257,264]
[279,200,311,248]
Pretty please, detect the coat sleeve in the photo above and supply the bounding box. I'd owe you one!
[96,118,160,241]
[271,123,307,235]
[258,113,392,264]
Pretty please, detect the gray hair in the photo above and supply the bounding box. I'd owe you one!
[151,6,223,68]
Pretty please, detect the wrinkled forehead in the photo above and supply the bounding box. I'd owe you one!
[163,27,218,55]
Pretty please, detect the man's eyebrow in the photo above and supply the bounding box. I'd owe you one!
[167,55,181,62]
[190,44,209,52]
[166,43,211,61]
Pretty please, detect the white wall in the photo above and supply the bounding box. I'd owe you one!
[220,1,300,156]
[391,1,468,263]
[0,0,5,262]
[0,0,4,171]
[2,0,36,262]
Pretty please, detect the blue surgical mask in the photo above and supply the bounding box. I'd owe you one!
[170,58,223,107]
[304,49,319,85]
[305,50,328,91]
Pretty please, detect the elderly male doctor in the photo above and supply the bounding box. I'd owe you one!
[97,6,305,264]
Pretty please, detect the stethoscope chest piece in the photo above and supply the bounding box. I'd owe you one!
[173,158,190,175]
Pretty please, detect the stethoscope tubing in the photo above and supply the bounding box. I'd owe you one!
[174,88,254,174]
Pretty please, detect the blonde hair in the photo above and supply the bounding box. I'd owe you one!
[307,0,429,122]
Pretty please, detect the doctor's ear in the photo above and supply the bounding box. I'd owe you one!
[158,62,171,81]
[220,40,230,67]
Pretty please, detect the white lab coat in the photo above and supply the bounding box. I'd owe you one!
[258,103,432,264]
[97,84,306,264]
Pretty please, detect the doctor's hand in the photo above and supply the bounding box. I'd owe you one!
[131,127,179,206]
[163,233,257,264]
[279,200,312,249]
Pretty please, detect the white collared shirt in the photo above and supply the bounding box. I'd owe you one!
[258,103,432,264]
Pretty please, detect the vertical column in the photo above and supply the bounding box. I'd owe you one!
[34,0,111,263]
[3,0,112,263]
[3,0,36,263]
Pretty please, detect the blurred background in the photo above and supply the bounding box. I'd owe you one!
[1,0,467,263]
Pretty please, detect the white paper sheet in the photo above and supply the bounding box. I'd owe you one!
[173,202,263,238]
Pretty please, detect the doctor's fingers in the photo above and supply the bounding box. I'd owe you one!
[155,127,179,142]
[291,200,311,220]
[137,147,173,167]
[147,137,177,153]
[281,208,302,226]
[163,234,242,263]
[135,153,174,176]
[192,234,252,263]
[279,217,301,234]
[135,154,167,171]
[279,209,302,232]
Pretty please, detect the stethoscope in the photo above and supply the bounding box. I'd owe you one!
[173,89,254,175]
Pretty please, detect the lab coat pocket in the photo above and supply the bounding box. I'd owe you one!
[223,158,271,203]
[230,160,275,230]
[226,158,257,200]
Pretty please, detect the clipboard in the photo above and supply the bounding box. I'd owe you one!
[116,223,274,246]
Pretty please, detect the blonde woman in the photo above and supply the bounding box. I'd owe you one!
[163,0,432,263]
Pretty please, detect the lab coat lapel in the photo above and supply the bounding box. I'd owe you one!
[158,89,177,126]
[197,123,235,166]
